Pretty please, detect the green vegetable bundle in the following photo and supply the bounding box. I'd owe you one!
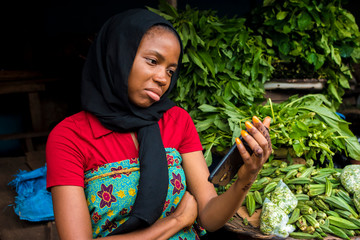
[249,0,360,108]
[148,1,275,116]
[240,161,360,239]
[148,2,360,166]
[198,94,360,166]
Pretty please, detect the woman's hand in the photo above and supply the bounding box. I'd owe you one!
[236,116,272,179]
[171,191,198,228]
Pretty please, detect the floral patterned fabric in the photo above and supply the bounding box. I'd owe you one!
[84,148,206,239]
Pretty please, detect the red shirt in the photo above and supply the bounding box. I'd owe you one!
[46,106,202,189]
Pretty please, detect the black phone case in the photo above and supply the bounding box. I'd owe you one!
[208,137,253,186]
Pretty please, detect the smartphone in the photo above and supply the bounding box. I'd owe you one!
[208,137,253,186]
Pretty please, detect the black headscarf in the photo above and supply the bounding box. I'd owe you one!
[80,9,183,234]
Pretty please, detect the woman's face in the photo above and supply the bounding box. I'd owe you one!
[127,27,181,108]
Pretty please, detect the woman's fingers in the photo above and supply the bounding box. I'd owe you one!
[262,116,271,129]
[244,121,267,157]
[252,116,272,154]
[236,116,272,164]
[235,137,252,163]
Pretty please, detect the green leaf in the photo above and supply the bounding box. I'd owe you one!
[296,120,308,131]
[182,53,189,64]
[338,73,350,89]
[198,104,219,113]
[279,40,290,55]
[265,38,273,47]
[214,116,229,132]
[195,117,215,132]
[221,48,233,59]
[330,45,342,66]
[297,11,312,31]
[276,11,288,20]
[187,48,208,74]
[198,51,216,77]
[327,83,342,103]
[293,143,304,157]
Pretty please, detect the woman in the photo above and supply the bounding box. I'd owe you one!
[46,8,272,240]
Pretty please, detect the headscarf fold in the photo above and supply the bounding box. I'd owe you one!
[80,8,183,234]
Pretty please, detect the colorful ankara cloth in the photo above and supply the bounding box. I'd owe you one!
[84,148,205,239]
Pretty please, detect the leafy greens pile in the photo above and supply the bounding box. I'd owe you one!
[148,2,275,116]
[249,0,360,109]
[148,1,360,166]
[198,94,360,167]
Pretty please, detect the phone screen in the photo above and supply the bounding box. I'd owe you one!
[208,138,253,186]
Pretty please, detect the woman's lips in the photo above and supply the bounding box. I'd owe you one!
[145,89,161,102]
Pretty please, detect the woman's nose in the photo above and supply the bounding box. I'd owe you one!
[153,68,168,86]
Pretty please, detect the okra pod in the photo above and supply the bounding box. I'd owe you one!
[304,226,316,234]
[246,192,256,217]
[334,209,360,228]
[270,159,283,167]
[259,167,277,177]
[288,208,300,224]
[341,228,355,237]
[289,232,317,239]
[300,205,313,215]
[299,166,315,178]
[325,177,332,197]
[279,164,305,172]
[295,193,310,201]
[263,181,277,194]
[322,195,358,218]
[313,197,330,211]
[283,169,297,181]
[325,210,340,218]
[253,190,263,205]
[284,177,310,185]
[336,189,353,206]
[316,211,327,219]
[327,216,360,230]
[296,216,307,231]
[328,225,351,240]
[303,214,320,229]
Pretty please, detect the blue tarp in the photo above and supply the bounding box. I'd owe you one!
[8,165,54,222]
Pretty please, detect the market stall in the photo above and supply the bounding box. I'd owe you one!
[151,1,360,239]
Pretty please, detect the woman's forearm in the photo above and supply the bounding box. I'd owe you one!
[198,169,258,232]
[101,216,183,240]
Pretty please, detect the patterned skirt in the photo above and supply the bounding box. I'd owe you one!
[84,147,206,239]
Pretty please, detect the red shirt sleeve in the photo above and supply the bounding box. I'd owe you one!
[46,116,86,189]
[163,106,203,154]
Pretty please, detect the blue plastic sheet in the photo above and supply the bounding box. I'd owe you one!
[8,165,54,222]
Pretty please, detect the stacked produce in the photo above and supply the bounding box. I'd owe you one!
[231,161,360,239]
[148,2,360,168]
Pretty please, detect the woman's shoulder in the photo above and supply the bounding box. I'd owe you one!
[49,111,90,136]
[164,106,191,120]
[161,106,195,132]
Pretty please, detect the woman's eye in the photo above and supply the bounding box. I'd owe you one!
[167,69,175,76]
[146,58,157,65]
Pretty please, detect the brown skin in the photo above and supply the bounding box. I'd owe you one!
[127,27,180,108]
[51,26,272,239]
